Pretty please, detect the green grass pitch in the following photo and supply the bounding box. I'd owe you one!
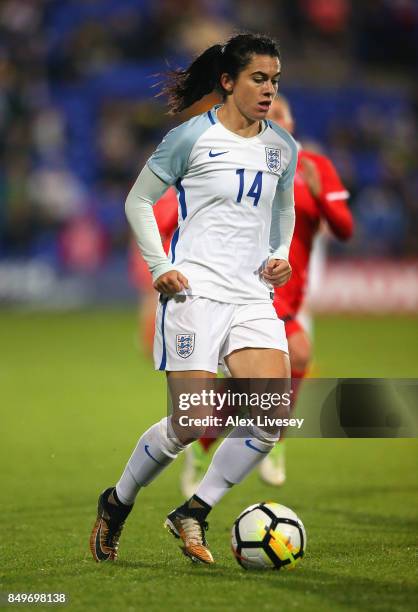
[1,311,417,611]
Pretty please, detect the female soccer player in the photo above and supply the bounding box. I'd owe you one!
[181,96,353,494]
[90,33,297,565]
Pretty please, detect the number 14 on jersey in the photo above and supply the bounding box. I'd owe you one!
[235,169,263,207]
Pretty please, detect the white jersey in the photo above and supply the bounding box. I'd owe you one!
[147,105,297,304]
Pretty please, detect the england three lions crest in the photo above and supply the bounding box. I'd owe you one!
[176,333,195,358]
[265,147,282,174]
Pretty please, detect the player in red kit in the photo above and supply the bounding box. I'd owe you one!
[258,95,353,485]
[272,95,352,382]
[181,95,353,495]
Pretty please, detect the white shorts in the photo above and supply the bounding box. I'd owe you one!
[153,295,288,373]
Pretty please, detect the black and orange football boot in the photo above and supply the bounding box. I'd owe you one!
[89,487,132,562]
[164,498,214,564]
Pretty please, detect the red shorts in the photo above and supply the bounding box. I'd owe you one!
[273,296,304,339]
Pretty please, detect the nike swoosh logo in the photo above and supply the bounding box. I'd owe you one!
[209,150,229,157]
[144,444,163,465]
[245,439,269,454]
[95,521,111,561]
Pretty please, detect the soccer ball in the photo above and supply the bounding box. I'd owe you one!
[231,502,306,570]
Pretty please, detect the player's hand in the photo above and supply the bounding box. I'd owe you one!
[300,156,322,198]
[262,259,292,287]
[153,270,189,295]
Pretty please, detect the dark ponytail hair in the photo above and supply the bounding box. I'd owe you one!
[160,33,280,114]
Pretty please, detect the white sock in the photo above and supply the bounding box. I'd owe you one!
[195,425,278,507]
[116,416,185,505]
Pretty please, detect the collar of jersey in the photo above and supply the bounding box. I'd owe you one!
[211,104,268,140]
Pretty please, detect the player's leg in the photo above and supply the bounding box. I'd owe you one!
[288,327,311,379]
[90,295,226,563]
[181,319,312,494]
[163,371,221,564]
[191,347,290,504]
[167,347,290,564]
[122,371,216,494]
[89,410,188,563]
[90,370,215,563]
[180,364,232,497]
[170,305,290,561]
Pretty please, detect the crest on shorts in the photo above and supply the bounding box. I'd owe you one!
[265,147,281,173]
[176,333,195,358]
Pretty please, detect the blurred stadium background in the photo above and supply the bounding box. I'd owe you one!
[1,3,418,610]
[0,0,417,313]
